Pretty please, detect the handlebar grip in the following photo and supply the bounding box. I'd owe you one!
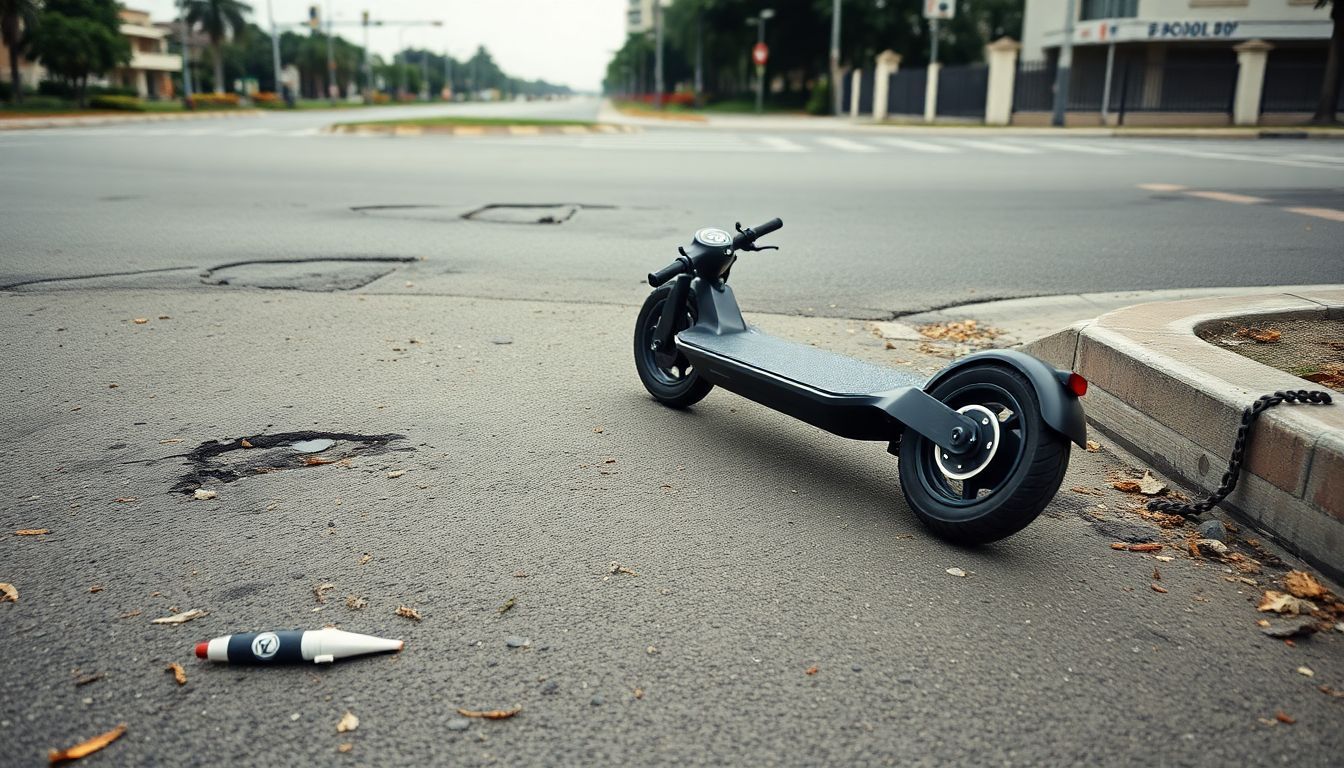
[753,218,783,237]
[647,260,687,288]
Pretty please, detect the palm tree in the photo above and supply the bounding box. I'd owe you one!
[184,0,251,94]
[0,0,40,104]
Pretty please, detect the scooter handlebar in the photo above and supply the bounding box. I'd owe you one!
[647,259,687,288]
[733,218,783,249]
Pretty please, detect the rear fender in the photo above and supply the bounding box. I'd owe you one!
[922,349,1087,447]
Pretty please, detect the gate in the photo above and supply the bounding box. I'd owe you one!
[887,68,926,116]
[937,64,988,118]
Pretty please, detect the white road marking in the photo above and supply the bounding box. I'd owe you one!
[813,136,879,153]
[1185,190,1268,205]
[947,139,1041,154]
[1014,139,1126,155]
[1284,206,1344,222]
[870,137,960,153]
[757,135,807,152]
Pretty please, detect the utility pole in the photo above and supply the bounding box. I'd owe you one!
[930,18,940,66]
[1050,0,1077,127]
[267,0,281,95]
[420,52,429,100]
[750,9,775,114]
[830,0,841,116]
[361,10,370,102]
[694,11,704,106]
[178,0,193,102]
[654,0,664,109]
[324,1,336,102]
[444,54,452,100]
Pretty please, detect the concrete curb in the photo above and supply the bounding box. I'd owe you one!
[327,123,641,137]
[0,110,263,131]
[1025,288,1344,580]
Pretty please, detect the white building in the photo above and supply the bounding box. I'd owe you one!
[627,0,656,34]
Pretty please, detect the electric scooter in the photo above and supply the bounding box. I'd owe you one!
[634,218,1089,544]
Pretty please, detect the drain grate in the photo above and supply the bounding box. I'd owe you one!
[172,430,405,494]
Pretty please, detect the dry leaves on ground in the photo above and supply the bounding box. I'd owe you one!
[805,665,819,676]
[313,583,335,604]
[358,554,373,566]
[151,609,207,625]
[1301,363,1344,390]
[1235,327,1281,344]
[608,561,638,576]
[1086,440,1101,452]
[0,583,17,603]
[395,605,422,622]
[1284,570,1329,600]
[946,567,968,577]
[917,320,1002,344]
[166,663,187,686]
[497,597,516,615]
[1111,470,1167,496]
[49,723,127,764]
[345,595,367,610]
[337,743,353,753]
[16,529,50,536]
[193,489,216,500]
[336,711,359,733]
[386,470,406,478]
[1258,591,1317,616]
[305,456,338,466]
[456,706,521,720]
[1151,584,1168,594]
[1274,711,1296,725]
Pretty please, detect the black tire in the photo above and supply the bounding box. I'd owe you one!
[633,284,714,409]
[898,364,1070,545]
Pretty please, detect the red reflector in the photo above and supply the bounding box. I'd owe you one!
[1066,373,1088,397]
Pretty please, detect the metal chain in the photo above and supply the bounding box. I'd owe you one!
[1147,389,1333,518]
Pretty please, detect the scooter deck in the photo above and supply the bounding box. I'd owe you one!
[678,327,925,396]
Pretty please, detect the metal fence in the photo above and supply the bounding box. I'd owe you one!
[1114,58,1237,116]
[1262,55,1342,113]
[1014,60,1054,111]
[937,64,989,118]
[887,68,926,115]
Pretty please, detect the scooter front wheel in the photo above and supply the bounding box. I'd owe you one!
[633,284,714,409]
[897,364,1069,544]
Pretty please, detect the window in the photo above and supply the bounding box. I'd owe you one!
[1080,0,1138,20]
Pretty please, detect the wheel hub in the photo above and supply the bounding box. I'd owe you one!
[934,404,1000,481]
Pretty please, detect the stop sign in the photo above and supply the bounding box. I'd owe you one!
[752,43,769,66]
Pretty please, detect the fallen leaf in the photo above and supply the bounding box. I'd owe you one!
[345,595,367,610]
[608,561,637,576]
[118,610,141,619]
[1258,591,1317,615]
[113,497,137,503]
[336,711,359,733]
[337,743,353,754]
[151,609,207,625]
[133,318,148,324]
[73,672,104,687]
[386,470,406,478]
[0,583,17,603]
[633,687,645,699]
[1137,472,1167,495]
[1235,327,1281,344]
[946,567,968,577]
[1151,584,1168,594]
[304,456,338,466]
[240,439,253,449]
[1320,685,1344,699]
[193,489,216,500]
[16,529,50,536]
[917,319,1002,344]
[89,585,103,593]
[497,597,516,615]
[1086,440,1101,452]
[1274,711,1295,725]
[1283,570,1328,600]
[1297,666,1314,677]
[166,662,187,686]
[805,665,819,676]
[313,583,335,604]
[513,570,527,578]
[395,605,422,622]
[457,706,521,720]
[1111,542,1162,553]
[1195,539,1229,557]
[49,724,127,764]
[646,645,658,655]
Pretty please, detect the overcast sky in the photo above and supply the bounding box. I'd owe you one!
[137,0,628,91]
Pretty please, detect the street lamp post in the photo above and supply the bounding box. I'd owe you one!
[748,9,775,115]
[267,0,281,96]
[1050,0,1077,127]
[653,0,664,109]
[324,1,336,103]
[830,0,842,116]
[178,0,193,102]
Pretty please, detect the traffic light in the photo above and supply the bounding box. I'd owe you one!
[308,5,320,29]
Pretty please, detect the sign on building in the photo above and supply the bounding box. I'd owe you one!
[924,0,955,20]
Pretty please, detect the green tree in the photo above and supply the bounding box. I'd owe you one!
[28,0,130,107]
[1314,0,1342,124]
[185,0,251,94]
[1,0,40,103]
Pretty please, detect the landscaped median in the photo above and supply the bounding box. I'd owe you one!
[1025,288,1344,580]
[328,116,640,137]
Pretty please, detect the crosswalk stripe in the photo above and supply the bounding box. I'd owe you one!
[870,137,960,153]
[1124,142,1340,170]
[232,128,271,136]
[813,136,878,153]
[757,135,807,152]
[1014,139,1126,155]
[947,139,1040,154]
[1289,153,1344,164]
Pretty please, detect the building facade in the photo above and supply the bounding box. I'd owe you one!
[0,7,180,99]
[627,0,656,35]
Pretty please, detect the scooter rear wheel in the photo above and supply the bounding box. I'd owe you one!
[634,284,714,408]
[897,364,1069,544]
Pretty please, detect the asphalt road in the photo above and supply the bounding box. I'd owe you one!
[2,100,1342,765]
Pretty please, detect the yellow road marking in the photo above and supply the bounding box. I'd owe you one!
[1184,190,1267,205]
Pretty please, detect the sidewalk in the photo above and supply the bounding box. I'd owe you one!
[0,110,262,131]
[1025,287,1344,579]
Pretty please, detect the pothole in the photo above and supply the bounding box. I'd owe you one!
[172,430,405,494]
[200,258,416,292]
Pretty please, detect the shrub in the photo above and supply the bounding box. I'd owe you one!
[252,91,281,105]
[805,78,830,116]
[186,92,241,109]
[22,95,69,109]
[90,94,146,111]
[37,81,136,99]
